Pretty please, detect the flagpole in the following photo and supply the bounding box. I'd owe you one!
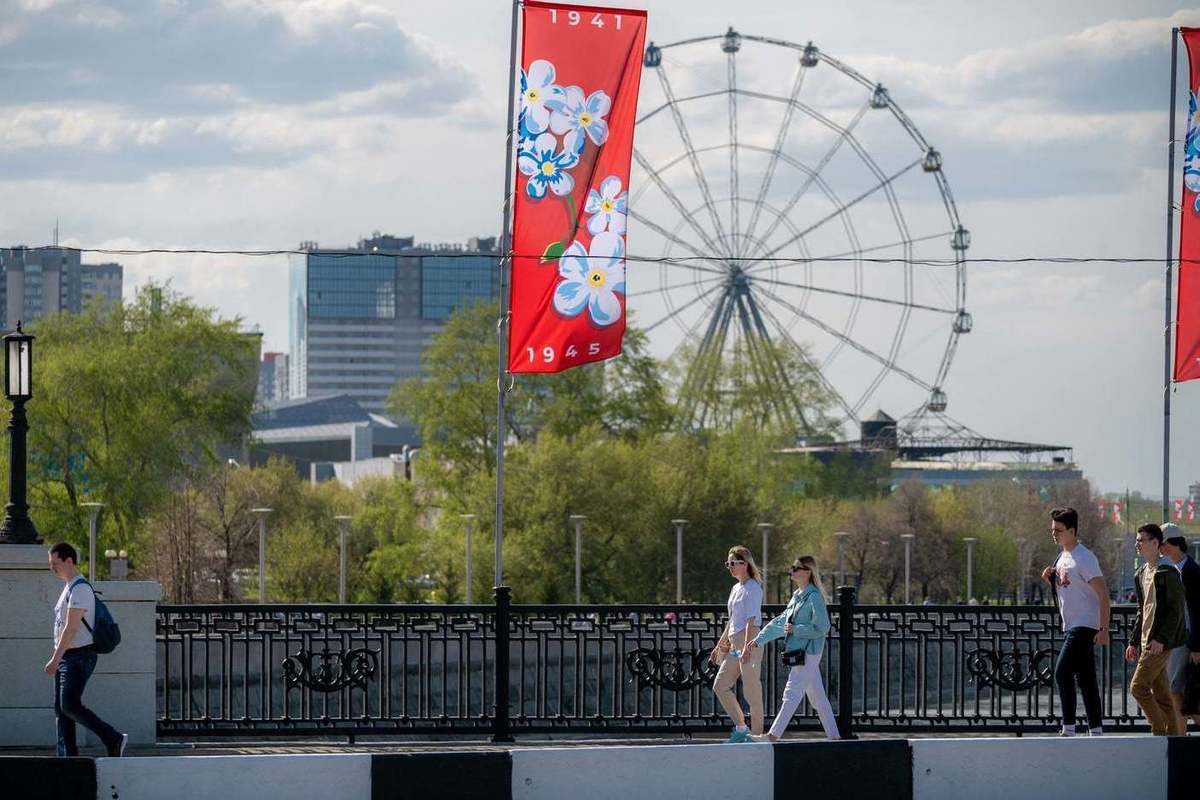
[1164,27,1179,524]
[495,0,521,587]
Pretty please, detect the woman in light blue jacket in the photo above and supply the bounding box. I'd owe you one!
[742,555,839,740]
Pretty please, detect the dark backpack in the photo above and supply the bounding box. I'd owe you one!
[69,577,121,654]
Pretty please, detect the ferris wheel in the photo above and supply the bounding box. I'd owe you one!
[627,28,971,437]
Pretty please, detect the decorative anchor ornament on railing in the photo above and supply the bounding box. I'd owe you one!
[625,648,718,690]
[282,646,378,693]
[965,647,1055,692]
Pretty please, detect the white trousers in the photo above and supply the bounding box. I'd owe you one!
[767,651,839,739]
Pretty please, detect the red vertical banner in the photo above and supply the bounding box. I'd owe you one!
[1177,28,1200,381]
[507,2,647,373]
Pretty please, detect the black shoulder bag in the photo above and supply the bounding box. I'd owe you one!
[780,594,812,667]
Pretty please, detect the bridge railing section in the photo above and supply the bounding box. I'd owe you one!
[156,590,1144,739]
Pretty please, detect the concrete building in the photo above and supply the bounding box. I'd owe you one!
[0,246,124,326]
[80,262,124,308]
[249,394,414,481]
[257,351,289,406]
[289,233,499,412]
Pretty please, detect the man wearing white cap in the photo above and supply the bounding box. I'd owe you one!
[1160,522,1200,732]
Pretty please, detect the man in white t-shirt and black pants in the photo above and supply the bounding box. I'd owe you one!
[1040,507,1111,736]
[45,542,126,757]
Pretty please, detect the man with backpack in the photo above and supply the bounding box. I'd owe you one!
[45,542,126,757]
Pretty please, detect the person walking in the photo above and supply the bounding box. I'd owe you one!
[743,555,839,741]
[1160,526,1200,732]
[1125,524,1188,736]
[1039,507,1109,736]
[46,542,127,758]
[710,545,765,743]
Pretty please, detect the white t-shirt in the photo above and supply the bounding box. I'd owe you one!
[727,579,763,634]
[54,578,95,649]
[1054,543,1103,632]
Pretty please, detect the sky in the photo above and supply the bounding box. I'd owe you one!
[2,0,1200,499]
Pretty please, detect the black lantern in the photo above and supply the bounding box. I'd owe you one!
[5,322,32,401]
[0,321,39,544]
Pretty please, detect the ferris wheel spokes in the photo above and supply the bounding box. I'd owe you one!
[653,62,732,259]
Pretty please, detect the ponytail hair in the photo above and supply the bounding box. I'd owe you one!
[728,545,763,585]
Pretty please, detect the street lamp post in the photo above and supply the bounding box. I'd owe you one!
[834,531,850,587]
[461,514,476,603]
[900,534,915,604]
[757,523,773,599]
[1016,537,1027,604]
[963,537,978,600]
[0,322,38,544]
[334,515,352,603]
[570,514,586,604]
[672,519,688,603]
[250,508,272,603]
[80,502,104,580]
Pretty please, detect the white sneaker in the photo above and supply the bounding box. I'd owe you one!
[748,734,776,743]
[1088,728,1103,736]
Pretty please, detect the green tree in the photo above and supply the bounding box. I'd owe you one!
[29,284,256,557]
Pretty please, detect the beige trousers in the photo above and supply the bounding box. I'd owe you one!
[712,628,764,734]
[1131,649,1182,736]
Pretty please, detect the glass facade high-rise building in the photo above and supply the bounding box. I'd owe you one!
[289,233,499,412]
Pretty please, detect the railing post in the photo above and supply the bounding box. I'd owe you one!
[492,585,514,743]
[837,585,856,739]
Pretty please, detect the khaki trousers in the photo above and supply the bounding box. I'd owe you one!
[1130,649,1183,736]
[712,628,764,734]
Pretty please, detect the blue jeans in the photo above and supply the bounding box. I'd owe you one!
[55,648,121,756]
[1055,626,1103,731]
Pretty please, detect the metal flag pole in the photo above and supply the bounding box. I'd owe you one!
[495,0,521,588]
[1165,27,1180,523]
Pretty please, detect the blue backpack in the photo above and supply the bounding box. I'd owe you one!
[69,577,121,654]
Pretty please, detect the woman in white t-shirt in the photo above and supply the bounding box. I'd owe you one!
[710,545,765,742]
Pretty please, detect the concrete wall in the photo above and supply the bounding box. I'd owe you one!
[0,545,160,748]
[81,581,161,746]
[911,736,1168,800]
[0,545,63,746]
[511,742,773,800]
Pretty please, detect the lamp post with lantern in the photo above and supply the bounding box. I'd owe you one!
[0,322,38,544]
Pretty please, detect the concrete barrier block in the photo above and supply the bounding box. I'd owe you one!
[512,742,772,800]
[0,755,95,800]
[775,739,911,800]
[96,754,373,800]
[372,752,512,800]
[912,736,1167,800]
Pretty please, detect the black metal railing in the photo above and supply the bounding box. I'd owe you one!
[156,588,1146,739]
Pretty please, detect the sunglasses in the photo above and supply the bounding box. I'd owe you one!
[725,559,746,568]
[789,564,812,573]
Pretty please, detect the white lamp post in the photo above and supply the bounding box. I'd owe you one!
[461,514,477,603]
[672,519,688,603]
[834,531,851,587]
[756,522,773,598]
[569,514,586,604]
[80,501,103,580]
[901,534,915,604]
[963,537,978,600]
[334,514,352,603]
[250,507,272,603]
